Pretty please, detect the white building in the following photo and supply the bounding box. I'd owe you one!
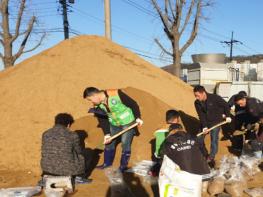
[163,53,263,100]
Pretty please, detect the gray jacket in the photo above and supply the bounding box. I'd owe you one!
[41,125,85,176]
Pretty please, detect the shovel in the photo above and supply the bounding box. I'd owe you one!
[96,122,139,150]
[197,120,230,137]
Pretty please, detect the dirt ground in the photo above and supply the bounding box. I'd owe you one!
[0,144,262,197]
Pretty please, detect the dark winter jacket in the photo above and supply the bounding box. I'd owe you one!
[245,97,263,119]
[195,93,230,128]
[41,125,85,176]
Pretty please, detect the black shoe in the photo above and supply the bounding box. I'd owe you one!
[96,163,112,170]
[207,156,215,168]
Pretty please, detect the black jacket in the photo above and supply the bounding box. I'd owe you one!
[195,93,230,128]
[245,97,263,119]
[162,131,210,175]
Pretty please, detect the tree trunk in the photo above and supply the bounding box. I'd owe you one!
[3,38,14,68]
[1,0,14,68]
[172,36,181,78]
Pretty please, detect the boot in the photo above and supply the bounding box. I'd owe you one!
[96,149,115,169]
[119,151,131,173]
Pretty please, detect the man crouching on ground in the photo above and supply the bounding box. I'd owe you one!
[41,113,90,183]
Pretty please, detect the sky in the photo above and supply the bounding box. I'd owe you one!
[0,0,263,70]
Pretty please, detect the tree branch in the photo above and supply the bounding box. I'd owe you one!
[22,32,45,54]
[168,0,176,20]
[180,0,201,53]
[164,0,173,23]
[13,15,35,61]
[174,0,183,30]
[151,0,171,34]
[154,38,173,57]
[1,0,11,39]
[179,0,195,36]
[11,0,26,43]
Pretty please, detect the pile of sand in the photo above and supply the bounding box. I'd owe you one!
[0,35,196,173]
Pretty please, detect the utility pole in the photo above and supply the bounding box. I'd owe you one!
[60,0,69,39]
[221,31,242,62]
[104,0,112,40]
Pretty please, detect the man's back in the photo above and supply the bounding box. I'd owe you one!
[163,131,210,175]
[41,125,85,176]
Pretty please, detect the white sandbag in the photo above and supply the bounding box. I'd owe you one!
[158,155,202,197]
[0,186,41,197]
[244,187,263,197]
[126,160,156,176]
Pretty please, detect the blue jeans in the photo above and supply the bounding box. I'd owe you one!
[210,127,220,158]
[105,124,135,152]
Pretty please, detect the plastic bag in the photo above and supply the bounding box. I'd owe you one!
[159,155,202,197]
[104,167,135,197]
[240,155,261,177]
[225,177,247,197]
[104,167,124,185]
[0,186,41,197]
[244,188,263,197]
[44,189,66,197]
[126,160,156,177]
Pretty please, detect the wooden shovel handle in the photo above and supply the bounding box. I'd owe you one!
[105,122,139,143]
[196,120,229,137]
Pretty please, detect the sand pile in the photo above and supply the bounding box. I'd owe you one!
[0,35,196,173]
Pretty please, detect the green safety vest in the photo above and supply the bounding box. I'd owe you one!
[154,128,169,157]
[97,89,135,126]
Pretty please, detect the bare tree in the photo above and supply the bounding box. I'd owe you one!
[151,0,212,77]
[0,0,45,68]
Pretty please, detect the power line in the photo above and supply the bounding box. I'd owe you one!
[241,43,261,54]
[121,0,158,18]
[136,52,172,63]
[71,6,154,44]
[123,45,173,63]
[8,14,61,20]
[235,45,251,56]
[199,26,229,40]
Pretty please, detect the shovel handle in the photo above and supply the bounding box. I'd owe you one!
[197,120,229,137]
[105,122,139,143]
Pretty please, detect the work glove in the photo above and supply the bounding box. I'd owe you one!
[225,117,232,123]
[202,127,209,134]
[136,118,143,126]
[230,106,236,116]
[103,134,112,144]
